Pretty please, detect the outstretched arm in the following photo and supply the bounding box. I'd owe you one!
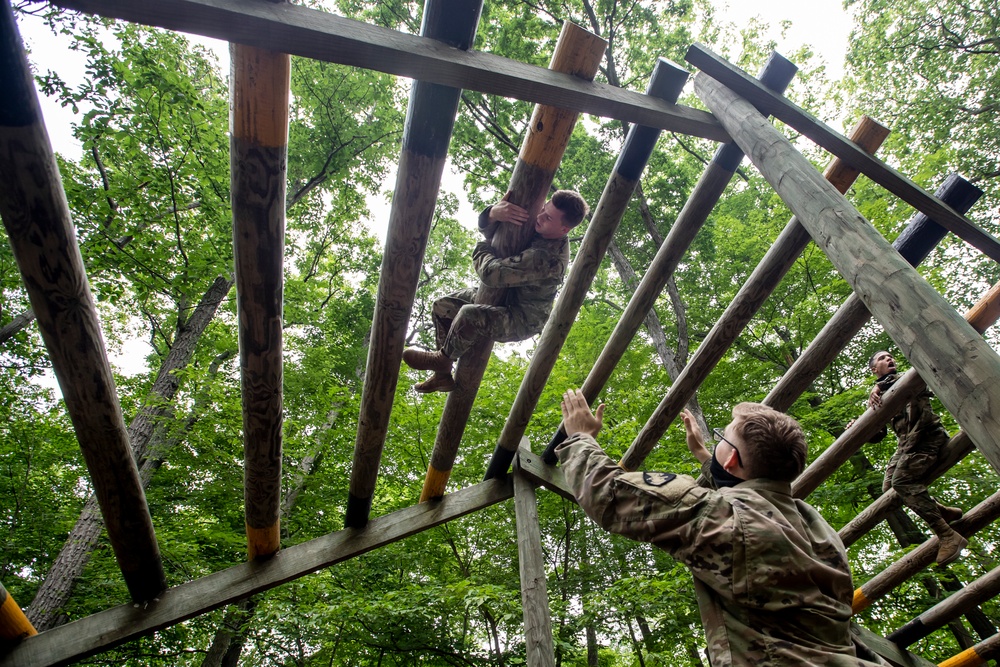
[478,191,528,241]
[681,409,711,464]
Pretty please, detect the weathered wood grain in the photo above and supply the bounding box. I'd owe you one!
[888,567,1000,648]
[0,1,165,601]
[0,476,514,667]
[620,116,888,471]
[686,43,1000,263]
[850,624,936,667]
[231,42,290,558]
[695,72,1000,477]
[51,0,728,141]
[347,0,482,527]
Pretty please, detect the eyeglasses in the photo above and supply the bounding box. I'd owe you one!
[713,428,743,466]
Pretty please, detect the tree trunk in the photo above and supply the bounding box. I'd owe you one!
[200,597,258,667]
[26,276,234,630]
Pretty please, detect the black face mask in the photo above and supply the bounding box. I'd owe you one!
[710,448,743,488]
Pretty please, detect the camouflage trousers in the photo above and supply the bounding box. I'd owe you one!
[883,426,951,532]
[433,287,539,361]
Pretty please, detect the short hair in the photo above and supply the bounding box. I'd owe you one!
[550,190,589,228]
[731,402,807,482]
[868,350,888,372]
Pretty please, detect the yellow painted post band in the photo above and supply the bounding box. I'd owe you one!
[851,587,871,614]
[420,464,452,502]
[0,587,37,641]
[246,523,280,560]
[938,647,983,667]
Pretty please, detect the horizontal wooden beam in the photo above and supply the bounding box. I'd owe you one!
[0,476,514,667]
[52,0,729,142]
[685,43,1000,264]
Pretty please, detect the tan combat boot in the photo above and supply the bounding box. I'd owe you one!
[402,348,453,374]
[939,505,963,524]
[935,528,968,566]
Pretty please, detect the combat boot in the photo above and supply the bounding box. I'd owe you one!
[940,505,964,524]
[402,348,453,374]
[935,528,968,566]
[413,373,456,393]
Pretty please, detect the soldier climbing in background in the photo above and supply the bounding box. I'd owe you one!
[402,190,589,393]
[558,389,883,666]
[850,350,967,566]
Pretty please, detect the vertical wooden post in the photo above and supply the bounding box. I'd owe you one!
[0,0,165,602]
[230,36,290,558]
[539,52,797,464]
[765,173,984,412]
[345,0,483,527]
[695,72,1000,476]
[422,23,606,499]
[0,582,35,644]
[513,444,555,667]
[487,58,690,477]
[619,116,889,471]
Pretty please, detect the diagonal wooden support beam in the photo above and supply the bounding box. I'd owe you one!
[619,116,888,471]
[850,624,937,667]
[765,173,984,413]
[51,0,727,142]
[487,58,690,477]
[539,52,798,463]
[0,475,514,667]
[0,0,165,603]
[346,0,483,529]
[694,71,1000,477]
[937,631,1000,667]
[685,43,1000,264]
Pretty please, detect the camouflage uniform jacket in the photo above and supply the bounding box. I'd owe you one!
[473,209,569,333]
[872,373,947,452]
[557,433,878,667]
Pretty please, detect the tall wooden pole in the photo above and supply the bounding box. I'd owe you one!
[619,116,888,471]
[765,173,984,412]
[695,72,1000,476]
[540,52,797,464]
[421,22,606,500]
[0,0,165,602]
[345,0,483,527]
[231,33,291,559]
[485,58,690,479]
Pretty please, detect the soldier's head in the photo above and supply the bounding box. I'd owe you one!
[535,190,589,239]
[868,350,897,377]
[719,403,808,482]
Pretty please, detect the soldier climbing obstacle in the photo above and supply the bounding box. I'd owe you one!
[402,190,589,393]
[850,350,967,565]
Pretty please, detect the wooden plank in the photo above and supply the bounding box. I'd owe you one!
[619,116,889,471]
[231,41,290,558]
[513,442,555,667]
[764,173,984,412]
[888,566,1000,648]
[694,72,1000,478]
[0,476,515,667]
[493,59,689,462]
[346,0,483,527]
[539,52,799,463]
[853,490,1000,614]
[850,624,937,667]
[426,22,606,490]
[0,0,165,602]
[516,449,576,502]
[51,0,728,142]
[685,44,1000,264]
[792,281,1000,499]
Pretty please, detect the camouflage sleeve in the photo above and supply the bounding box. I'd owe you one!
[473,241,562,288]
[555,433,723,558]
[478,207,500,240]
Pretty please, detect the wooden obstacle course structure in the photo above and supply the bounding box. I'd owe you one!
[2,1,1000,665]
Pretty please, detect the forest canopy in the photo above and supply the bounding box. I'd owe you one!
[2,0,998,665]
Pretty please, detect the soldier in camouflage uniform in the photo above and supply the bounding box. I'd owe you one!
[403,190,588,393]
[863,350,966,565]
[558,389,883,667]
